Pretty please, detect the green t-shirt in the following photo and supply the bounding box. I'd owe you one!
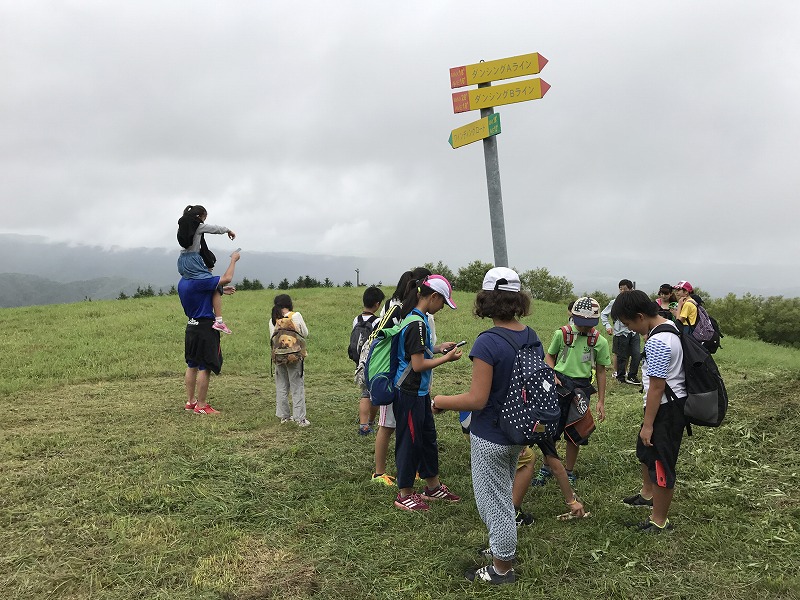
[547,324,611,378]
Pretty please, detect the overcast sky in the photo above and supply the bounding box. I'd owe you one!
[2,1,799,295]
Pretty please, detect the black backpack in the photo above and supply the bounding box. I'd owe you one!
[348,313,378,364]
[481,327,561,445]
[701,314,723,354]
[649,323,728,435]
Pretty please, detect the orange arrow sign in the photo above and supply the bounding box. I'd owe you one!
[450,53,548,89]
[452,78,550,113]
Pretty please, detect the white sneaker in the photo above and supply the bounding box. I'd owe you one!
[280,417,291,424]
[296,418,311,427]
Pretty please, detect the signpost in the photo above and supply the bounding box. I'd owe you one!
[448,113,501,149]
[450,52,548,88]
[447,52,550,267]
[452,78,550,114]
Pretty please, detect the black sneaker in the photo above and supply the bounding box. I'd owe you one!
[625,376,642,385]
[515,509,534,527]
[465,565,516,585]
[634,516,673,533]
[622,493,653,507]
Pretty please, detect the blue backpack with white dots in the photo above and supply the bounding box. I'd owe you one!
[481,327,560,445]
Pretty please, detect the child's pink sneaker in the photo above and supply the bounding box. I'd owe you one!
[212,320,232,334]
[394,492,430,511]
[421,484,460,503]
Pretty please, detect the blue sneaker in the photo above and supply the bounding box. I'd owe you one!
[566,470,577,486]
[358,424,373,436]
[531,466,552,487]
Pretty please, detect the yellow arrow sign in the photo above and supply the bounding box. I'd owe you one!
[450,53,548,88]
[448,113,501,149]
[452,78,550,114]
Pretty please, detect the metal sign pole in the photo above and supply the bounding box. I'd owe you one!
[478,81,508,267]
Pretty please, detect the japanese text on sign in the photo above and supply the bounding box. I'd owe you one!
[449,53,548,88]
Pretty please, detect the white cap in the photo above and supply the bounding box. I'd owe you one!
[482,267,521,292]
[423,274,457,309]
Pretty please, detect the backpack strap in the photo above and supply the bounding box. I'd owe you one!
[480,326,536,353]
[394,313,429,388]
[366,304,400,345]
[644,323,693,436]
[558,324,598,367]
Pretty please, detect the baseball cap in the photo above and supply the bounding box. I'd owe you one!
[482,267,521,292]
[571,296,600,326]
[673,280,693,293]
[423,274,457,309]
[658,283,673,294]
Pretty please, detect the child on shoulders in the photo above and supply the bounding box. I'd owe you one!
[177,204,236,334]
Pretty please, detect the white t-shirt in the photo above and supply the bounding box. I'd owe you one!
[642,322,685,406]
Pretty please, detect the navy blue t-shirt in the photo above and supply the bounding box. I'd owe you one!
[469,326,545,445]
[178,276,221,320]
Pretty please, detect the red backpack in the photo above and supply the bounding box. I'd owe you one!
[558,325,600,365]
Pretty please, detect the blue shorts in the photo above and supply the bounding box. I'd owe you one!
[186,360,208,371]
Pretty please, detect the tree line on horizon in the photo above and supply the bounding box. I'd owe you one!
[116,260,800,347]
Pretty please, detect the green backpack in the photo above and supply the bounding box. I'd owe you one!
[364,313,425,406]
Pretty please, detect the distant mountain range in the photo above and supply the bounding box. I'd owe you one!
[2,233,799,308]
[1,234,404,308]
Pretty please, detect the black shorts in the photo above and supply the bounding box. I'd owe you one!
[532,436,560,459]
[185,319,223,375]
[636,400,685,489]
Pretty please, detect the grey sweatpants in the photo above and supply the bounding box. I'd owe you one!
[275,361,306,421]
[470,433,522,561]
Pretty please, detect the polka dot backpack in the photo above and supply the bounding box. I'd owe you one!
[480,326,560,445]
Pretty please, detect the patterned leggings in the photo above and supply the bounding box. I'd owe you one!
[470,434,522,561]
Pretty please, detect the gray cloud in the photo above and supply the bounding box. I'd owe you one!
[2,0,799,296]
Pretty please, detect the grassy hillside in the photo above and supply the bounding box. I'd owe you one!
[2,289,799,600]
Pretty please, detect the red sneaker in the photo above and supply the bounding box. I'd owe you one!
[421,484,460,503]
[193,404,219,415]
[184,401,197,411]
[394,492,429,511]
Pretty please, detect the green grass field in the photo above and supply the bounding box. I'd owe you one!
[2,288,799,600]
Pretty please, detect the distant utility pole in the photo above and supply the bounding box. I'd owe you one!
[355,268,360,287]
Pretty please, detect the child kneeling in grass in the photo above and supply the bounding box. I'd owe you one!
[611,289,686,532]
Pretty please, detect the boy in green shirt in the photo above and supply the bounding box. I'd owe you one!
[533,297,611,486]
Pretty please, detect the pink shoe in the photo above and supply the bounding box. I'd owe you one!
[421,483,460,503]
[193,404,219,415]
[212,320,232,334]
[394,492,430,511]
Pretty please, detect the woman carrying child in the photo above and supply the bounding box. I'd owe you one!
[433,268,584,585]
